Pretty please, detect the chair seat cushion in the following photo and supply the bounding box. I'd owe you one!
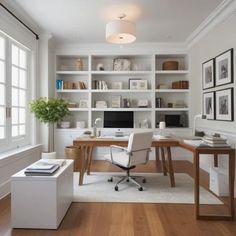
[105,152,130,167]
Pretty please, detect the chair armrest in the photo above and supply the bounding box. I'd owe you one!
[110,145,128,152]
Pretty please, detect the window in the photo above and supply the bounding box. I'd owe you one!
[0,32,30,152]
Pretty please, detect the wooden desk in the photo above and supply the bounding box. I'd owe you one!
[73,136,235,221]
[73,137,179,187]
[179,141,235,220]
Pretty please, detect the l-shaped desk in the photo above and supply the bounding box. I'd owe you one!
[73,136,235,221]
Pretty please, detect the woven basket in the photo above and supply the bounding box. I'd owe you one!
[65,146,81,171]
[162,61,179,70]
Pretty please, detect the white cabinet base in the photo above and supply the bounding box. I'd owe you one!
[11,160,73,229]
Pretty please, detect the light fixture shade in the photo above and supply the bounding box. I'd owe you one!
[106,20,136,44]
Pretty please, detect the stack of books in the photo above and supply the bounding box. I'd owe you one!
[202,135,229,147]
[24,161,60,176]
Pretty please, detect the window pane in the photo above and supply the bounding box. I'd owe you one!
[0,61,5,83]
[0,84,5,105]
[19,125,25,135]
[0,127,4,139]
[12,45,19,66]
[0,37,4,60]
[0,107,4,125]
[12,66,18,86]
[12,107,19,124]
[19,69,26,88]
[12,125,18,137]
[19,108,25,123]
[19,90,25,107]
[20,49,26,69]
[12,88,18,106]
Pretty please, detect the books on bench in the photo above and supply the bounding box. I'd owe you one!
[24,161,61,176]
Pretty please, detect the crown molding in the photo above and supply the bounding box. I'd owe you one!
[186,0,236,49]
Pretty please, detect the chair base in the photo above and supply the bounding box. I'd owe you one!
[108,171,146,191]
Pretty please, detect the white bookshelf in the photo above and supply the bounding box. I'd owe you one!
[55,53,189,130]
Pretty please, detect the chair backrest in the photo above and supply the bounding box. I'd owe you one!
[127,131,153,166]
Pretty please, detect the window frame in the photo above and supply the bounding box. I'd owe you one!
[0,31,31,153]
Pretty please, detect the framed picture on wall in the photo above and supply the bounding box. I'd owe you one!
[203,92,215,120]
[215,88,234,121]
[202,58,214,89]
[215,48,234,86]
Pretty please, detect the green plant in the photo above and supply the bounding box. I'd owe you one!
[29,97,70,151]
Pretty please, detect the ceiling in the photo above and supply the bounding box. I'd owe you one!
[8,0,224,44]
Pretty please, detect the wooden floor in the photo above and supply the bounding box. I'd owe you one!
[1,160,236,236]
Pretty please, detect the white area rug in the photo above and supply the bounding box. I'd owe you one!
[73,172,222,204]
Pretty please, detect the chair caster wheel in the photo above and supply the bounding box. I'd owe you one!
[138,187,143,191]
[115,186,119,191]
[108,177,113,182]
[142,179,146,183]
[126,179,129,182]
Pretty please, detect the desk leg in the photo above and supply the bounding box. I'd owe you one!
[194,151,200,220]
[155,147,160,169]
[86,145,94,175]
[167,147,175,187]
[160,147,167,176]
[79,145,87,186]
[214,154,218,167]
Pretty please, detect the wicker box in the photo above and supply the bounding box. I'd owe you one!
[65,146,81,171]
[172,80,189,89]
[162,61,179,70]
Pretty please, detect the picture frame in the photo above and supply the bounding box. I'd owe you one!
[203,92,215,120]
[129,79,147,90]
[215,88,234,121]
[111,81,123,90]
[202,58,214,90]
[79,99,88,108]
[215,48,234,86]
[113,58,131,71]
[95,100,107,108]
[111,95,121,108]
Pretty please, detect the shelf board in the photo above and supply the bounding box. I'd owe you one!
[56,89,88,93]
[155,89,189,93]
[155,70,189,74]
[155,108,189,111]
[92,108,153,112]
[91,71,152,75]
[91,89,152,93]
[68,108,89,112]
[56,71,89,75]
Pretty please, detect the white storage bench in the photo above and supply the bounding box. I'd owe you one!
[11,159,74,229]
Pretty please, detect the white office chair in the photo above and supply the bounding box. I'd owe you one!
[105,131,153,191]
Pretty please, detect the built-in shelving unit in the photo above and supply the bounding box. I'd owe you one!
[55,53,189,130]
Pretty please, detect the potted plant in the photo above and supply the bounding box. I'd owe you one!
[29,97,70,154]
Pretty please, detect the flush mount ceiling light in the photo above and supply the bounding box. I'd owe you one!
[106,14,136,44]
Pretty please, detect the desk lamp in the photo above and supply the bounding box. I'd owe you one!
[193,114,206,136]
[94,118,102,137]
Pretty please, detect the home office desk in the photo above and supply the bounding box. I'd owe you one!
[179,141,235,221]
[73,136,235,221]
[73,137,179,187]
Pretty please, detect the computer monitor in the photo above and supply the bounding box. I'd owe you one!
[165,114,182,127]
[104,111,134,128]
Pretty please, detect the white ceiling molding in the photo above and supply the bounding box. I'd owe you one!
[186,0,236,49]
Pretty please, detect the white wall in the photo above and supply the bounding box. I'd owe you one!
[189,12,236,172]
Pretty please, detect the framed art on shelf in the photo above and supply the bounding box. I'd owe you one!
[215,88,234,121]
[215,48,234,86]
[202,58,214,89]
[129,79,147,90]
[203,92,215,120]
